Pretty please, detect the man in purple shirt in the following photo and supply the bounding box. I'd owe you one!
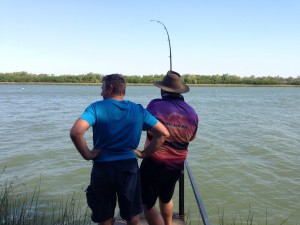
[134,70,198,225]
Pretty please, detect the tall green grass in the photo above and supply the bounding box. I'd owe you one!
[217,205,290,225]
[0,168,91,225]
[184,206,290,225]
[1,168,293,225]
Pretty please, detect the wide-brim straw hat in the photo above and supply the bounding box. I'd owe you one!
[153,70,189,93]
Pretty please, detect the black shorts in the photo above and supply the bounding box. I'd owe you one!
[86,159,142,223]
[140,158,181,209]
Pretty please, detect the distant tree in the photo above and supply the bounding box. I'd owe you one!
[0,72,299,85]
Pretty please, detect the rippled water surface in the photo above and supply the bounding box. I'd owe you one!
[0,84,299,224]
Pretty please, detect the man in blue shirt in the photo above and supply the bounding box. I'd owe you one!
[70,74,169,225]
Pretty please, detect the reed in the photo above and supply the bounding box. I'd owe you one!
[216,204,290,225]
[183,202,291,225]
[1,168,292,225]
[0,168,91,225]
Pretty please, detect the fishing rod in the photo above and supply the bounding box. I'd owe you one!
[150,20,172,71]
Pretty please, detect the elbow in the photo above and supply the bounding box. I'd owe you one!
[159,130,170,143]
[70,129,76,141]
[164,130,170,138]
[162,125,170,138]
[151,122,170,140]
[70,129,80,142]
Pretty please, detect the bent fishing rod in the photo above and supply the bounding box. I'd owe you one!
[150,20,172,71]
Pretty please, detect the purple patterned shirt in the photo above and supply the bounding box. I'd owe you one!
[145,98,198,170]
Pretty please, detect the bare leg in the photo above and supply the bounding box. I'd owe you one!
[99,217,113,225]
[159,199,173,225]
[143,205,164,225]
[127,214,140,225]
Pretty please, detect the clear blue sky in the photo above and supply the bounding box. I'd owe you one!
[1,0,299,77]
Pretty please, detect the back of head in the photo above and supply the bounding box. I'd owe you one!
[102,74,126,96]
[153,70,189,94]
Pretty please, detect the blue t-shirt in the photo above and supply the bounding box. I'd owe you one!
[80,98,158,162]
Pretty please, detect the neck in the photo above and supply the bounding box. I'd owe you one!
[161,92,184,101]
[112,95,124,101]
[104,95,124,101]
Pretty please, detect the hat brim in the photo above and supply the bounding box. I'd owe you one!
[153,81,190,93]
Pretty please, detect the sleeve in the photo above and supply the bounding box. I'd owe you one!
[142,107,158,131]
[146,99,155,112]
[79,103,96,126]
[190,112,199,141]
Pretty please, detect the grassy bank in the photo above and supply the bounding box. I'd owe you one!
[1,168,292,225]
[1,82,300,87]
[1,72,300,85]
[0,169,91,225]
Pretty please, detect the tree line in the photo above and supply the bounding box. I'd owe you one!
[0,71,299,85]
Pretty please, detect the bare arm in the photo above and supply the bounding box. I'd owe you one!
[70,119,101,160]
[133,121,169,158]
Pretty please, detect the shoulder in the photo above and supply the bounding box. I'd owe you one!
[183,102,198,116]
[126,100,143,108]
[89,100,104,106]
[83,100,111,114]
[183,101,197,110]
[147,98,164,106]
[125,100,149,114]
[85,100,104,110]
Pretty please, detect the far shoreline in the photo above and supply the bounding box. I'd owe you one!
[0,82,299,87]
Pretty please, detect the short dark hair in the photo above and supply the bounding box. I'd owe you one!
[102,74,126,95]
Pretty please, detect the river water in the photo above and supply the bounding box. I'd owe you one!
[0,84,299,224]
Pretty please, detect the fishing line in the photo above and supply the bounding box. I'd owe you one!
[150,20,173,71]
